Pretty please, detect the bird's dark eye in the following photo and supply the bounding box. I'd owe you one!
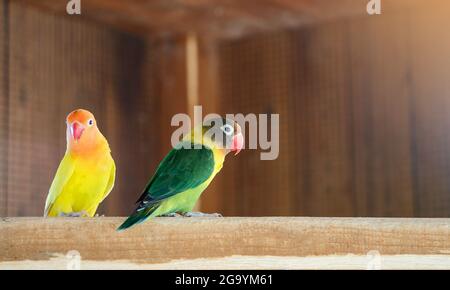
[88,119,94,126]
[221,124,234,135]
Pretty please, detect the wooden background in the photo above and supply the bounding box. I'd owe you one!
[1,0,450,217]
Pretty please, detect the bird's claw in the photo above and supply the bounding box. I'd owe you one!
[182,212,223,218]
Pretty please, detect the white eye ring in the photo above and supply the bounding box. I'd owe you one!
[221,124,234,136]
[88,119,94,126]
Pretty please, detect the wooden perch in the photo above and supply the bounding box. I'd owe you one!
[1,217,450,269]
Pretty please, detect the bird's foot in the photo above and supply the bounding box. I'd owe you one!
[160,212,182,217]
[94,214,105,217]
[59,211,88,217]
[182,212,223,218]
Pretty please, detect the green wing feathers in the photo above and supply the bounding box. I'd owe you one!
[117,143,215,231]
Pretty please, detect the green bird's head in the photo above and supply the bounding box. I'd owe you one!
[188,117,244,156]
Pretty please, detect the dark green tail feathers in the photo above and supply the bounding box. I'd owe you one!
[116,203,159,231]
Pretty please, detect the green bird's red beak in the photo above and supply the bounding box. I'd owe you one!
[231,133,244,155]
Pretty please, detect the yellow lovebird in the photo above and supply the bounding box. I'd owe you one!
[44,109,116,217]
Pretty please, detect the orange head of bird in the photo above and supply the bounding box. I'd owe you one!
[66,109,105,153]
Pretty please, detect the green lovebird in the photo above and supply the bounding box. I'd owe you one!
[117,117,244,231]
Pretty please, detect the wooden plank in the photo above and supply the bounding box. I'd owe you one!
[3,254,450,270]
[0,217,449,269]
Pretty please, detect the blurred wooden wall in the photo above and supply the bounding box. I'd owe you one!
[202,4,450,217]
[0,1,166,216]
[2,1,450,217]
